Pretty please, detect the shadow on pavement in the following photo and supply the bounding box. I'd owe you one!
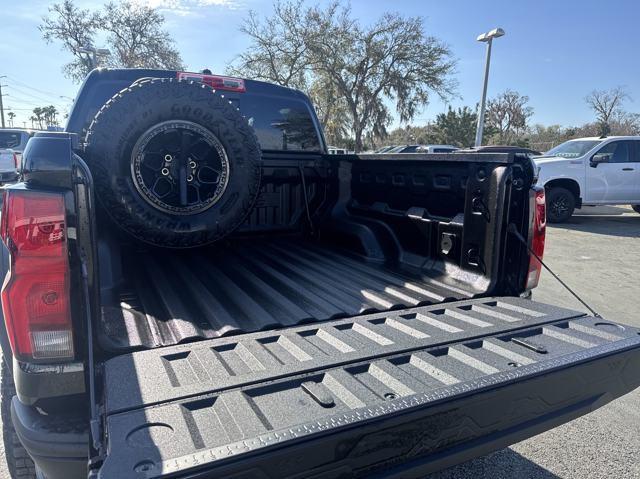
[548,209,640,238]
[574,205,631,216]
[428,448,560,479]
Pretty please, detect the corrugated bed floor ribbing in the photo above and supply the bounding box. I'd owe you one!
[99,240,473,351]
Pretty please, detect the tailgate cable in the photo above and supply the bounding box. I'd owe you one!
[508,223,602,318]
[74,160,105,469]
[81,257,102,454]
[298,165,315,234]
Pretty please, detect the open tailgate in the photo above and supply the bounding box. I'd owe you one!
[96,297,640,478]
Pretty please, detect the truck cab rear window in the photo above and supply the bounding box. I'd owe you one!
[241,97,321,152]
[0,132,21,149]
[75,83,322,153]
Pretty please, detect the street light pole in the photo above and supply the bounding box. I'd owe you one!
[474,28,505,147]
[78,46,111,70]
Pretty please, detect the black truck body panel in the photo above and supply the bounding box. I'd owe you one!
[2,70,638,479]
[97,297,640,478]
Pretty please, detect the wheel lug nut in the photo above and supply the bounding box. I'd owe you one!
[161,168,170,176]
[164,155,173,162]
[189,161,196,169]
[187,175,194,182]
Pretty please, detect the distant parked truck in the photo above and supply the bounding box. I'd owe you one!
[0,149,19,183]
[0,129,35,167]
[535,136,640,222]
[382,144,459,154]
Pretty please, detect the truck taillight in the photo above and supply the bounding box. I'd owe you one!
[176,72,246,92]
[525,187,546,290]
[0,190,73,361]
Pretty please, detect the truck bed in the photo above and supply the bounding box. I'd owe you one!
[98,297,640,478]
[98,238,473,351]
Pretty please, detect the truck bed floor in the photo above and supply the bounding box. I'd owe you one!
[99,239,472,351]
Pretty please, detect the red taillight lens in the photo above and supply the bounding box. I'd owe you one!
[525,187,546,290]
[13,152,19,170]
[1,190,73,361]
[176,72,246,92]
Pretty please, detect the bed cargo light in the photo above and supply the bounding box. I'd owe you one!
[0,190,74,361]
[177,72,246,92]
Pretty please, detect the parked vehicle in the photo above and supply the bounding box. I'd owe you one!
[2,69,639,479]
[534,136,640,222]
[374,145,398,153]
[416,144,459,153]
[327,146,350,155]
[384,144,459,154]
[386,144,411,153]
[0,149,19,183]
[0,129,35,170]
[472,145,542,156]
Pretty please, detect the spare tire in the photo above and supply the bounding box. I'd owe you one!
[85,78,261,248]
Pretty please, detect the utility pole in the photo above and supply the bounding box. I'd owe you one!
[0,76,7,128]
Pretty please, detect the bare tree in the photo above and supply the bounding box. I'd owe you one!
[40,0,100,82]
[610,110,640,136]
[41,0,183,82]
[486,90,533,144]
[101,2,183,70]
[231,2,310,90]
[231,1,456,151]
[585,87,630,135]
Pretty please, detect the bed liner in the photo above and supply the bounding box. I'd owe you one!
[99,240,474,351]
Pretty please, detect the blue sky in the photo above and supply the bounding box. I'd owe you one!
[2,0,639,129]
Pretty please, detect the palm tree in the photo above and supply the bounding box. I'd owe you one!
[43,105,59,127]
[31,107,45,129]
[7,111,16,127]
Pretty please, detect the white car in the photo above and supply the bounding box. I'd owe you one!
[535,136,640,222]
[0,149,19,183]
[0,128,33,166]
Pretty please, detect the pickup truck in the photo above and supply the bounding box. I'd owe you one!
[1,69,639,479]
[535,136,640,222]
[0,149,19,184]
[0,129,33,184]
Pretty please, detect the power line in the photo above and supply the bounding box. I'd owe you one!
[5,96,66,109]
[4,75,63,99]
[4,84,59,104]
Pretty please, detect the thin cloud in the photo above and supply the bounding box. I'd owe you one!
[131,0,242,15]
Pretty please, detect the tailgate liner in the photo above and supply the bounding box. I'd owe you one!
[98,298,640,478]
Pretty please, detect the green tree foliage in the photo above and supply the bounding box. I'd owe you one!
[29,106,59,129]
[383,125,438,148]
[432,106,477,147]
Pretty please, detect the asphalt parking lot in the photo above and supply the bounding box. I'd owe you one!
[431,205,640,479]
[0,205,638,479]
